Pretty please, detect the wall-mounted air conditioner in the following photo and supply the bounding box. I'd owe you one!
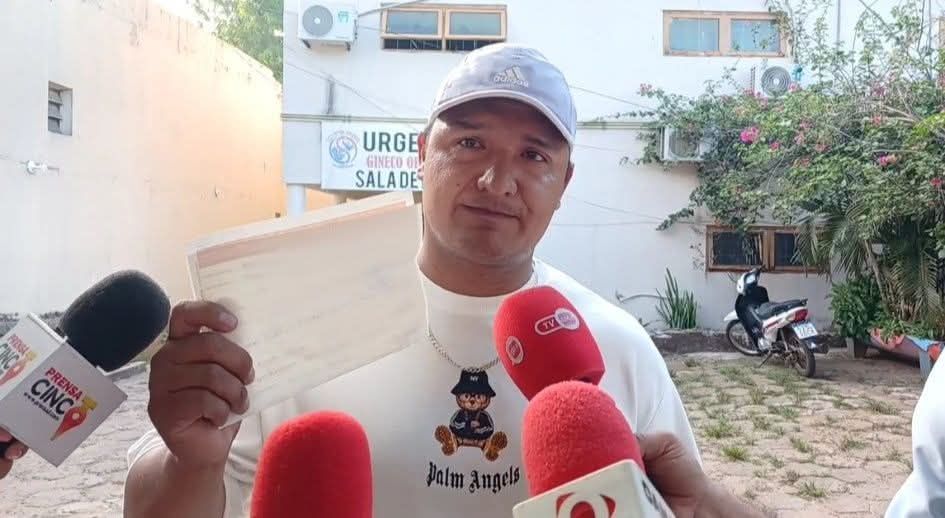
[749,65,793,97]
[298,1,358,48]
[661,127,709,162]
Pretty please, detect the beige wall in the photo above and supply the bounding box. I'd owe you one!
[0,0,333,313]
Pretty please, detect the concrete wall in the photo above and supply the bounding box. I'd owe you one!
[281,0,910,329]
[0,0,333,313]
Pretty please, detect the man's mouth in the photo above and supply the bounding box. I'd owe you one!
[461,204,517,219]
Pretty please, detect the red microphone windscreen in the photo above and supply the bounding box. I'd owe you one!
[494,286,605,400]
[521,380,643,497]
[251,411,372,518]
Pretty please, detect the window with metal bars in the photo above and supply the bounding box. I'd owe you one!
[380,4,506,52]
[707,226,814,273]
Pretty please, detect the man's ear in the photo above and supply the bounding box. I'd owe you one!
[418,132,427,180]
[556,162,575,210]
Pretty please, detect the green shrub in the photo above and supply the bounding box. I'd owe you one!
[656,269,698,329]
[830,277,882,340]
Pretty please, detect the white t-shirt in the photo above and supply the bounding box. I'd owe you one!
[886,358,945,517]
[126,258,699,517]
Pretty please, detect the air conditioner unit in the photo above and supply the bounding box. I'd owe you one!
[661,127,709,162]
[298,1,357,48]
[750,65,793,97]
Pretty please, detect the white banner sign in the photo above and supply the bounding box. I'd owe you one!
[321,121,424,191]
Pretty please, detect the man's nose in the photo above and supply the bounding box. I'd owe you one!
[477,159,517,197]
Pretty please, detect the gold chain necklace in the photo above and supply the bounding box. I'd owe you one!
[426,326,500,373]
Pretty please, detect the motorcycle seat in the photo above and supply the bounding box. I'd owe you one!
[754,299,807,320]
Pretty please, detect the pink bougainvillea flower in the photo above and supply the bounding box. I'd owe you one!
[770,141,781,151]
[795,133,806,145]
[877,154,899,167]
[814,143,828,153]
[799,121,812,131]
[788,83,801,93]
[870,115,884,126]
[638,83,653,95]
[740,126,760,144]
[931,177,944,188]
[795,157,812,168]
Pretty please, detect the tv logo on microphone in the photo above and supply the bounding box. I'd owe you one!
[0,333,38,386]
[26,367,98,440]
[535,308,580,336]
[555,492,616,517]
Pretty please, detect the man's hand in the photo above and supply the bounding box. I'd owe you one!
[638,432,765,518]
[0,428,27,479]
[147,301,254,471]
[637,432,708,517]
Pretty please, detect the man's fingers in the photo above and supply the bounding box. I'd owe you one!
[3,441,27,461]
[0,459,11,479]
[0,428,12,443]
[167,301,238,339]
[637,432,679,463]
[161,333,254,386]
[165,389,233,429]
[160,364,249,414]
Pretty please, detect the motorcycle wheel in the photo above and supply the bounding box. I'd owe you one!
[725,320,762,356]
[786,332,816,378]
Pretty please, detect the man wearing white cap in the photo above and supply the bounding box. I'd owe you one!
[124,43,700,517]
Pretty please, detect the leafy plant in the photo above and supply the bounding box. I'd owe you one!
[191,0,284,82]
[655,269,698,329]
[798,481,826,499]
[722,445,750,462]
[631,0,945,337]
[704,417,737,439]
[830,276,882,340]
[872,307,939,340]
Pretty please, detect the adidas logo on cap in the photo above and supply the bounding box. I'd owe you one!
[493,66,529,87]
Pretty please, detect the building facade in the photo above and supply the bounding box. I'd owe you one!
[281,0,901,330]
[0,0,334,313]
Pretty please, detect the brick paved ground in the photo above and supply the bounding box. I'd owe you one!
[0,348,926,517]
[674,349,924,517]
[0,373,151,517]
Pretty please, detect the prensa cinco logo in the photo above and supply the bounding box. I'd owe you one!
[0,334,38,386]
[26,367,97,440]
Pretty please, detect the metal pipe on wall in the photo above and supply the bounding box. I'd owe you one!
[836,0,842,46]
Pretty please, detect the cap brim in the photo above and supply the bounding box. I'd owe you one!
[428,89,574,148]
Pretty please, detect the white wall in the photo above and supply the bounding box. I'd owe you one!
[281,0,908,329]
[283,0,805,124]
[0,0,333,313]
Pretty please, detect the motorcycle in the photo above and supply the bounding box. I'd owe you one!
[723,268,826,377]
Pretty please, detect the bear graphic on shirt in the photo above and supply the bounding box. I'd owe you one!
[434,370,508,461]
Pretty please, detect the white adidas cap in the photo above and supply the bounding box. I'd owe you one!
[427,43,577,147]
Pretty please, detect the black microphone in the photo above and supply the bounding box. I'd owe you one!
[0,270,170,455]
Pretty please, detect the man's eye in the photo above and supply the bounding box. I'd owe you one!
[525,151,547,162]
[459,138,481,148]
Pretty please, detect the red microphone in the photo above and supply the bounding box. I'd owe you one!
[494,286,605,400]
[513,381,674,518]
[251,411,372,518]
